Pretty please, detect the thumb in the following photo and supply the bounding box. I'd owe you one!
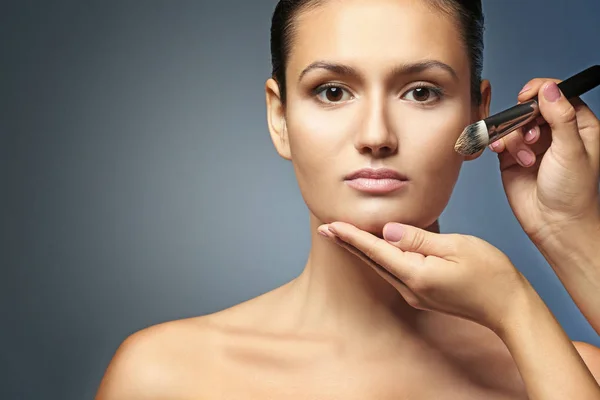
[383,223,455,257]
[538,81,586,157]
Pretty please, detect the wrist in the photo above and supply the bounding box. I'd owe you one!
[493,281,600,398]
[493,283,549,341]
[534,216,600,268]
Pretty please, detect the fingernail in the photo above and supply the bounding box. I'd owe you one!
[543,82,561,102]
[524,126,538,143]
[517,150,534,166]
[318,229,329,238]
[383,223,404,242]
[328,226,338,236]
[490,140,502,150]
[519,84,532,95]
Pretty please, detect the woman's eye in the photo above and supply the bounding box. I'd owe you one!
[315,85,353,104]
[403,87,442,103]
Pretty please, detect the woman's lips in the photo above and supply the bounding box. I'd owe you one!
[345,178,408,194]
[344,168,408,194]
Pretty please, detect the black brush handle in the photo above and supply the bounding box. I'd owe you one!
[552,64,600,100]
[486,65,600,132]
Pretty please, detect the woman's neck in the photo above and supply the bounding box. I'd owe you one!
[285,215,440,342]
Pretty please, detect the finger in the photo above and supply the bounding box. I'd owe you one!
[570,98,600,169]
[538,81,587,159]
[515,79,552,148]
[517,78,561,103]
[329,235,413,295]
[489,137,506,153]
[319,225,388,274]
[319,226,418,303]
[520,78,598,160]
[502,127,536,168]
[518,81,549,146]
[327,222,418,283]
[490,78,558,154]
[490,121,545,154]
[382,223,456,258]
[522,124,540,145]
[517,78,554,144]
[528,123,552,157]
[499,124,551,171]
[522,121,552,153]
[499,79,550,165]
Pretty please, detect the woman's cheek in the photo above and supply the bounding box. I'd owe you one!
[404,117,465,190]
[287,104,357,162]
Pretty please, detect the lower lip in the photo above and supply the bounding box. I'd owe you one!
[344,178,408,194]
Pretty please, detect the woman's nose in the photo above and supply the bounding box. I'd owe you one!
[354,98,398,158]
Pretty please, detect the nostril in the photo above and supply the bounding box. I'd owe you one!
[358,144,396,157]
[373,146,395,155]
[376,146,395,156]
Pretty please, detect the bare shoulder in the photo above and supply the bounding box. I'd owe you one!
[94,316,219,400]
[93,288,286,400]
[573,340,600,384]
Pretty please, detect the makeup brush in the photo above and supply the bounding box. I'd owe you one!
[454,64,600,156]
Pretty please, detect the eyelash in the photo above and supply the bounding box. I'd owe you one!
[312,83,354,103]
[405,84,445,104]
[311,83,445,106]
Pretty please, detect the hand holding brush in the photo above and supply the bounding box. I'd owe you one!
[457,66,600,334]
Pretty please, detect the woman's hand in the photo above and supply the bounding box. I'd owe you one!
[489,79,600,247]
[318,221,600,399]
[489,79,600,334]
[318,221,529,334]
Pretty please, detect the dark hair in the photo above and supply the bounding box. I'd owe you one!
[270,0,485,105]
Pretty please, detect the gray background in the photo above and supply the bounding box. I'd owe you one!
[2,0,599,399]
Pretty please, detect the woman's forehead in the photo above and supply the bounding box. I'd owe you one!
[288,0,469,79]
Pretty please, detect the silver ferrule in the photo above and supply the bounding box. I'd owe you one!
[488,100,540,143]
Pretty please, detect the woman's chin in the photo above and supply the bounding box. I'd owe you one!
[323,211,436,237]
[309,195,443,235]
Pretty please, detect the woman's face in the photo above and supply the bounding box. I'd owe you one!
[266,0,490,234]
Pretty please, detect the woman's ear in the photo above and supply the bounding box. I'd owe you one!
[478,79,492,121]
[464,79,492,161]
[266,78,292,160]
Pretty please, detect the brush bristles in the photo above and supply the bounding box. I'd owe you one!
[454,120,489,156]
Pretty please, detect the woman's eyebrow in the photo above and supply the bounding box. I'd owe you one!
[390,60,459,81]
[298,59,459,83]
[298,61,359,82]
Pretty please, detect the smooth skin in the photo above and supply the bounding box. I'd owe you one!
[317,79,600,399]
[95,1,600,399]
[315,71,600,398]
[489,79,600,335]
[317,220,600,399]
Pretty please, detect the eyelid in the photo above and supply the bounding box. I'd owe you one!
[402,82,445,95]
[400,83,445,104]
[309,81,444,105]
[312,82,355,104]
[312,82,354,95]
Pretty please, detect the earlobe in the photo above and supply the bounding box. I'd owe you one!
[265,78,292,160]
